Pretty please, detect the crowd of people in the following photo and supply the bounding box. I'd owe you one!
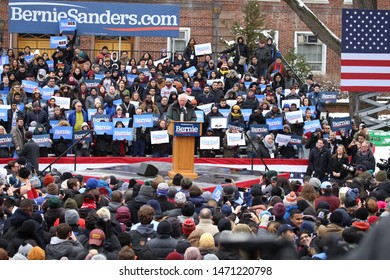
[0,34,359,161]
[0,34,389,260]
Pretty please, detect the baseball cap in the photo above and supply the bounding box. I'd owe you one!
[277,224,295,235]
[320,181,332,189]
[89,229,105,246]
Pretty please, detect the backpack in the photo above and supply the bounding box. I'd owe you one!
[129,229,157,254]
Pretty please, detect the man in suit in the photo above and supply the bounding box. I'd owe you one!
[18,131,40,172]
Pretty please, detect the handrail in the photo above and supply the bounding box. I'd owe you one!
[40,130,94,174]
[279,52,304,86]
[243,131,269,173]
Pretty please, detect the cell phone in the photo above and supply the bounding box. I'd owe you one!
[268,215,275,221]
[225,178,233,183]
[243,212,252,217]
[237,187,246,192]
[60,190,64,196]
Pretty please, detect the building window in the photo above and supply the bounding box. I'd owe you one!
[295,32,327,73]
[301,0,329,3]
[343,0,352,4]
[167,28,190,56]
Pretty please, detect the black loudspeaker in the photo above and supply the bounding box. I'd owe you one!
[137,163,159,177]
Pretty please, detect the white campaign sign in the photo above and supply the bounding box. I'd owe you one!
[150,130,169,144]
[194,43,212,56]
[227,133,246,146]
[200,136,220,150]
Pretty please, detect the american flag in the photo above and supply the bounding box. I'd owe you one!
[341,9,390,92]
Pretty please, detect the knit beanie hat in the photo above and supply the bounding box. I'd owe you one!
[86,178,99,190]
[139,185,154,198]
[375,170,387,182]
[272,202,286,218]
[166,251,184,260]
[46,183,58,195]
[173,173,183,186]
[283,191,297,206]
[175,192,187,205]
[156,182,169,196]
[199,233,215,248]
[48,196,62,209]
[43,174,55,186]
[182,218,196,235]
[65,209,80,225]
[63,198,78,210]
[27,246,45,260]
[157,220,172,235]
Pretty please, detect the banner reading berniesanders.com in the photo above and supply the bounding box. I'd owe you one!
[8,0,180,37]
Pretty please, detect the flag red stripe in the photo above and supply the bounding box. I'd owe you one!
[341,59,390,67]
[341,73,390,79]
[340,86,390,92]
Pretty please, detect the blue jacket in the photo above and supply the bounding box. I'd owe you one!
[68,110,88,128]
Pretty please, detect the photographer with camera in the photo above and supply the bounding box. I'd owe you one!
[306,138,331,182]
[305,128,323,151]
[351,141,376,172]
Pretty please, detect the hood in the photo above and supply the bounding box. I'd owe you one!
[136,223,155,236]
[236,35,246,44]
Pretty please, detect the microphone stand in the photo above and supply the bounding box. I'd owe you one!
[243,131,270,174]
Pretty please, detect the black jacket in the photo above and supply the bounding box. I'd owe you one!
[307,147,331,178]
[18,139,40,171]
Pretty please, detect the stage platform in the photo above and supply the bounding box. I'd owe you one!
[72,161,264,191]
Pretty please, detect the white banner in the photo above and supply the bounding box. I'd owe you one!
[150,130,169,144]
[227,133,246,146]
[210,117,228,129]
[54,96,71,109]
[285,111,303,124]
[194,43,212,56]
[275,134,291,146]
[200,136,220,150]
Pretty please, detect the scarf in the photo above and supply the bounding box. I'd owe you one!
[263,136,275,153]
[230,111,242,118]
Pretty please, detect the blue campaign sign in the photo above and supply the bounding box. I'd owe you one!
[244,81,251,89]
[41,88,55,100]
[241,109,252,122]
[331,116,352,131]
[59,19,77,33]
[152,113,161,127]
[266,117,283,131]
[95,74,104,80]
[22,80,38,94]
[195,110,204,123]
[73,130,92,143]
[9,1,180,37]
[1,56,9,66]
[212,185,223,201]
[255,94,265,102]
[50,36,68,48]
[46,60,54,71]
[113,128,133,141]
[304,119,322,134]
[0,108,8,121]
[17,103,25,112]
[87,109,97,121]
[228,122,245,132]
[288,134,303,147]
[49,120,59,134]
[24,55,34,64]
[250,124,269,137]
[174,122,201,137]
[113,117,131,128]
[300,106,317,118]
[32,134,52,147]
[133,114,154,128]
[91,114,110,123]
[319,91,337,103]
[126,74,138,85]
[0,134,14,148]
[113,99,122,106]
[219,109,230,117]
[85,79,100,89]
[53,126,73,140]
[184,66,197,77]
[94,122,114,135]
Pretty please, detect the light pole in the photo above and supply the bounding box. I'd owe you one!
[213,3,222,62]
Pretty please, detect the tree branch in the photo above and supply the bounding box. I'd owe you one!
[283,0,341,55]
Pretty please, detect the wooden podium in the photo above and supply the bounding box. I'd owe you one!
[167,121,202,179]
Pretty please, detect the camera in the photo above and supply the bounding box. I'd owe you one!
[342,164,356,173]
[377,158,390,171]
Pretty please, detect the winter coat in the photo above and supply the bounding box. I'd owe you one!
[45,236,87,260]
[166,100,197,122]
[146,234,178,260]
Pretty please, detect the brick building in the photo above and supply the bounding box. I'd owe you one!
[0,0,389,81]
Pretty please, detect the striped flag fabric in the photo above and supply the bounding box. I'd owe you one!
[341,9,390,92]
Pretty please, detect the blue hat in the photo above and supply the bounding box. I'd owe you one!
[221,205,232,216]
[320,181,332,189]
[277,224,295,235]
[86,178,99,190]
